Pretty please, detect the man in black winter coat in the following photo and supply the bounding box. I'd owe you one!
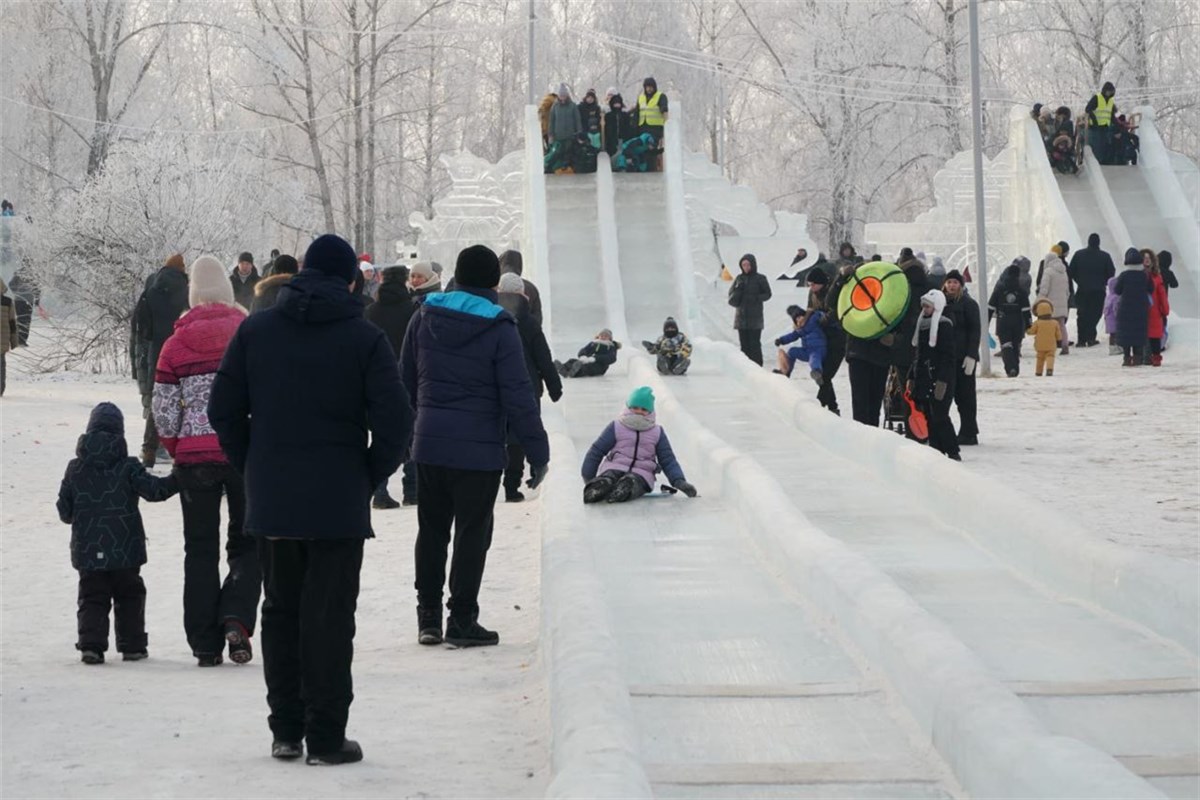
[907,292,960,460]
[250,254,298,314]
[131,253,189,467]
[988,264,1032,377]
[364,266,418,508]
[941,270,981,445]
[209,234,411,767]
[230,252,261,309]
[1067,233,1115,347]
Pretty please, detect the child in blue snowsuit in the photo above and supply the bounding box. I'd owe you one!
[773,304,827,384]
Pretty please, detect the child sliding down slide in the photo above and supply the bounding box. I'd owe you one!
[581,387,698,503]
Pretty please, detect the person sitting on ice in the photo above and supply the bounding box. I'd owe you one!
[581,387,697,504]
[57,402,178,664]
[555,328,621,378]
[773,304,826,384]
[642,316,692,375]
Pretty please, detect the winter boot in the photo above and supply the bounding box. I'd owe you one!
[505,490,526,503]
[272,741,304,760]
[418,605,443,645]
[445,617,500,648]
[957,433,978,446]
[80,650,105,665]
[583,474,617,504]
[196,652,223,667]
[402,495,417,507]
[372,494,400,510]
[606,475,648,504]
[225,620,253,664]
[670,357,691,376]
[1122,355,1135,367]
[1151,353,1163,367]
[306,739,363,766]
[1046,369,1054,376]
[122,650,148,662]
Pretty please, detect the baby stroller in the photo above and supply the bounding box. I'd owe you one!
[613,133,657,173]
[883,366,908,435]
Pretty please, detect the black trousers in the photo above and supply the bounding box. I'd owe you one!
[738,328,764,366]
[1,352,6,396]
[954,370,978,438]
[414,464,502,621]
[14,297,32,345]
[258,537,363,754]
[141,413,159,457]
[77,567,147,653]
[818,340,845,413]
[923,393,960,458]
[996,314,1025,376]
[1075,291,1104,345]
[848,359,889,426]
[373,461,418,502]
[176,464,260,656]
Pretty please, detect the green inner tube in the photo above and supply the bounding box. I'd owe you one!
[836,261,912,340]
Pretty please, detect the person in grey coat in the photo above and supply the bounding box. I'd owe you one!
[548,84,582,146]
[728,253,773,365]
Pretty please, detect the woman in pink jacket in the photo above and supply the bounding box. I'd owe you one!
[1142,249,1170,366]
[153,255,258,667]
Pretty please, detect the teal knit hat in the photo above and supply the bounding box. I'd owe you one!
[627,386,655,412]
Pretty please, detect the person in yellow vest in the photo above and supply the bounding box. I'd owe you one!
[1085,82,1117,165]
[636,76,669,171]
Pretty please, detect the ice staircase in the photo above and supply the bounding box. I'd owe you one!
[523,105,1199,800]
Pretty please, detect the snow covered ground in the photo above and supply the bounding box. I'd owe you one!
[1,340,548,799]
[700,280,1200,563]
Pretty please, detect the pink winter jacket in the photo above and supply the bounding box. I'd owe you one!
[152,303,246,465]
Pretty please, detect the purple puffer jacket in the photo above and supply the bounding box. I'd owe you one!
[1103,276,1119,335]
[581,410,686,488]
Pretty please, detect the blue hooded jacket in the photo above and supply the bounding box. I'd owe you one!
[401,288,550,471]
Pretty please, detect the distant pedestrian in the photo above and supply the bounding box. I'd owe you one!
[57,403,177,664]
[1027,300,1063,376]
[8,266,41,346]
[988,262,1032,377]
[1143,249,1169,367]
[408,261,442,303]
[1112,248,1149,367]
[499,249,543,326]
[907,291,960,460]
[1038,244,1071,356]
[1,277,18,396]
[250,254,298,314]
[131,253,189,467]
[230,252,260,309]
[941,270,980,445]
[365,265,419,508]
[209,233,411,765]
[728,253,772,365]
[1066,234,1115,347]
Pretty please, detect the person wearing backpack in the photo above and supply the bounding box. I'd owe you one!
[131,253,189,467]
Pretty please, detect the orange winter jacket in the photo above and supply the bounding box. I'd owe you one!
[1027,299,1062,352]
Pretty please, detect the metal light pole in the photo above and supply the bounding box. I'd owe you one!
[527,0,536,106]
[716,61,726,174]
[967,0,992,376]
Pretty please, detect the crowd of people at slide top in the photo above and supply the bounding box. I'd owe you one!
[540,77,668,175]
[1033,81,1140,175]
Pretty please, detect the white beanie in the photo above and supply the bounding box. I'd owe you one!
[914,289,947,347]
[409,262,434,281]
[497,272,525,296]
[189,255,236,308]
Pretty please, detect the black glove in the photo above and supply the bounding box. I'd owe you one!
[773,338,782,347]
[527,463,549,490]
[549,387,563,403]
[934,381,947,402]
[671,478,698,498]
[642,340,656,353]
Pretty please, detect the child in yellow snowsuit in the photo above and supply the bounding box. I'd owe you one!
[1027,299,1063,376]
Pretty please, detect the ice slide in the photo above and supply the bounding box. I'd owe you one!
[532,118,1198,799]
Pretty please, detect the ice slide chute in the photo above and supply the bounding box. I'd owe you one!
[523,105,1193,798]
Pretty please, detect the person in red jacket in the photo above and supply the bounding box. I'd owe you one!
[1142,249,1170,366]
[153,255,260,667]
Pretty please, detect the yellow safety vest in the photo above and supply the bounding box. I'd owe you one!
[638,91,665,127]
[1093,94,1115,127]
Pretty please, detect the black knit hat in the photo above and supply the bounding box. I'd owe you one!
[805,268,829,285]
[304,234,358,283]
[238,251,254,264]
[87,402,124,436]
[455,244,501,289]
[499,249,524,276]
[786,304,805,320]
[663,316,679,334]
[272,254,299,275]
[944,269,964,284]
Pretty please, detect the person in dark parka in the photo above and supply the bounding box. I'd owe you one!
[57,403,177,663]
[497,272,562,502]
[940,270,981,445]
[1067,234,1115,347]
[1157,251,1179,295]
[728,253,772,365]
[131,253,190,467]
[250,254,298,314]
[988,263,1032,377]
[230,252,261,309]
[401,245,550,649]
[1112,247,1151,366]
[208,234,411,766]
[889,249,930,378]
[499,249,543,326]
[841,260,894,427]
[364,265,418,508]
[906,291,960,460]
